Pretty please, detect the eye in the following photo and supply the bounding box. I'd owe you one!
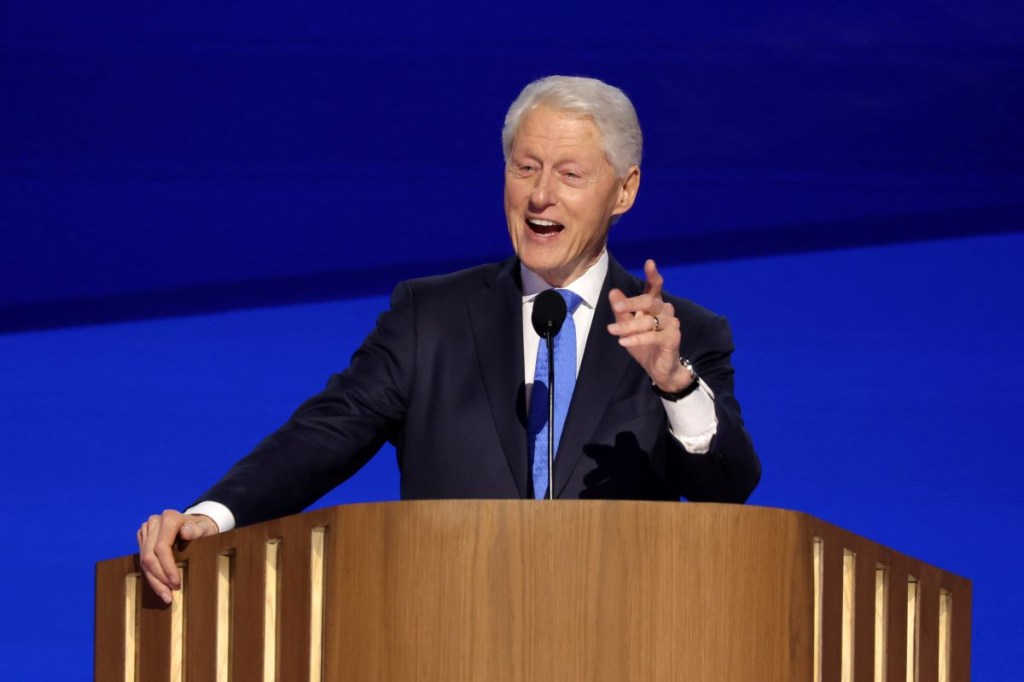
[558,169,588,187]
[510,162,537,178]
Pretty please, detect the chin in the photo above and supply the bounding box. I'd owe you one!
[519,251,558,275]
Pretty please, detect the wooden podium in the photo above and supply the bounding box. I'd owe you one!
[96,502,971,681]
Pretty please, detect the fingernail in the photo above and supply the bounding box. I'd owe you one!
[161,591,172,604]
[613,302,625,312]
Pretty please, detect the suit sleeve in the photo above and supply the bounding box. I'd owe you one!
[666,312,761,503]
[191,282,417,527]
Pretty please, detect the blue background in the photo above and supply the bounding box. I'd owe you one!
[1,1,1022,678]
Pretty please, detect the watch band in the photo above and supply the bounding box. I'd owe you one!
[652,358,701,401]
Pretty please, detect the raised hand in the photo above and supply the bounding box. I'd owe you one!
[606,259,694,393]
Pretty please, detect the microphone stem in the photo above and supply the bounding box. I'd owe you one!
[546,331,555,500]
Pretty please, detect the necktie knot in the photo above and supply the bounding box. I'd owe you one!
[555,288,583,317]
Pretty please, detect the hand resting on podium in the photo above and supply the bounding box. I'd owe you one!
[138,510,219,604]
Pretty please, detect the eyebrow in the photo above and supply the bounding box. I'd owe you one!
[510,152,594,170]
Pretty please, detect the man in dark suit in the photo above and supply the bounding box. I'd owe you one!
[138,76,760,604]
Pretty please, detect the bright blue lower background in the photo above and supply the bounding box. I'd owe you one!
[1,230,1021,678]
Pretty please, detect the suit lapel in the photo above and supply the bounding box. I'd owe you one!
[467,257,530,498]
[553,256,643,497]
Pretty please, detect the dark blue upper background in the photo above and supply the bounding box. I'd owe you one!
[3,1,1022,329]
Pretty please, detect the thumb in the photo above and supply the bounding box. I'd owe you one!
[180,515,219,540]
[608,288,632,324]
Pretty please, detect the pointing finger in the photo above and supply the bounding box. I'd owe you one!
[644,259,663,299]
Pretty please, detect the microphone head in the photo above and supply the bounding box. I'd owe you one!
[531,289,568,339]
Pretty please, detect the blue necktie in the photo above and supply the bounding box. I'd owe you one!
[528,289,582,499]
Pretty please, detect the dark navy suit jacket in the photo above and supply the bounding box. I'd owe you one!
[197,254,760,527]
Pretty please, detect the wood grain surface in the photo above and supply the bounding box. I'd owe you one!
[95,501,971,681]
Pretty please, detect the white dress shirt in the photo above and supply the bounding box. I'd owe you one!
[520,250,718,454]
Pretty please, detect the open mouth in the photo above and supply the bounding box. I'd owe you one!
[526,218,564,236]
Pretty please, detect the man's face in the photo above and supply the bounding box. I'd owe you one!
[504,106,640,287]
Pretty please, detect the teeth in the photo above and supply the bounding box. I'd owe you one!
[528,219,558,226]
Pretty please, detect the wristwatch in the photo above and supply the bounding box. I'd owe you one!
[652,358,701,401]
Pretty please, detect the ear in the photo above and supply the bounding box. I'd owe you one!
[611,165,641,218]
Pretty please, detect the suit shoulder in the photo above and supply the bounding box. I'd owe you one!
[663,291,723,326]
[395,258,515,302]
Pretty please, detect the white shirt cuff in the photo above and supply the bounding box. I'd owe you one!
[184,500,236,533]
[662,381,718,454]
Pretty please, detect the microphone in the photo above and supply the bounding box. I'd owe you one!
[531,289,568,339]
[531,289,568,500]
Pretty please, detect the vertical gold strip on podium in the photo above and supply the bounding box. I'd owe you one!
[841,550,856,682]
[124,573,139,682]
[309,528,326,682]
[264,540,281,682]
[169,563,186,682]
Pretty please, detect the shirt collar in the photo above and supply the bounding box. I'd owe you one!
[520,249,608,311]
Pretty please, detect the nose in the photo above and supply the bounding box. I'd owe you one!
[528,169,559,210]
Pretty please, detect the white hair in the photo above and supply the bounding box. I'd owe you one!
[501,75,643,178]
